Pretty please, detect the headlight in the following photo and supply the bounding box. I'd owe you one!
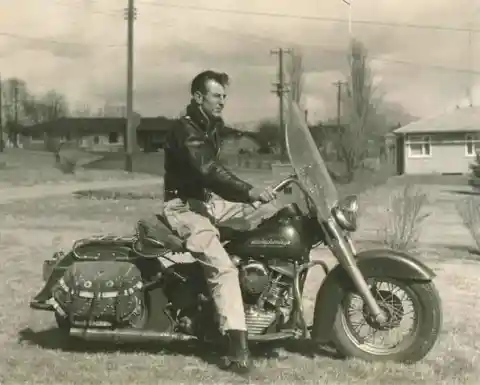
[331,195,359,232]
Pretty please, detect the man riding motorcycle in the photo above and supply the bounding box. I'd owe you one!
[162,70,276,373]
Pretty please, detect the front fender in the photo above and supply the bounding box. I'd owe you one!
[311,248,436,342]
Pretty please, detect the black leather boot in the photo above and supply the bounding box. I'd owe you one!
[220,330,252,374]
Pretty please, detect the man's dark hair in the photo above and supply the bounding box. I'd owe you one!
[191,70,229,95]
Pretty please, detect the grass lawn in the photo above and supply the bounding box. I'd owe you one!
[0,149,154,188]
[1,178,479,385]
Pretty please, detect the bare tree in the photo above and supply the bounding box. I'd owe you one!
[71,104,94,117]
[23,89,69,123]
[1,77,29,147]
[335,39,382,182]
[102,101,126,117]
[22,89,70,154]
[256,119,280,153]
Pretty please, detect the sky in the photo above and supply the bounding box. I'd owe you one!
[0,0,479,124]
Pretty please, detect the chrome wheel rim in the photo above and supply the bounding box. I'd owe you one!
[340,278,420,355]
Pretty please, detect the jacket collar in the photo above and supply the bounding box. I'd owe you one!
[185,102,224,133]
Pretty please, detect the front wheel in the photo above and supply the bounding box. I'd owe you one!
[330,278,442,363]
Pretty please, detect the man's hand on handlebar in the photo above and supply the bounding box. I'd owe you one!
[249,186,277,204]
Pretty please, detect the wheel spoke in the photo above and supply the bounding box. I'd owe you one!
[341,278,420,355]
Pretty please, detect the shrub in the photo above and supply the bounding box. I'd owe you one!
[57,157,77,174]
[378,184,431,251]
[468,152,480,178]
[456,196,480,250]
[54,151,78,174]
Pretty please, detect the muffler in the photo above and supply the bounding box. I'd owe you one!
[248,330,297,342]
[69,328,197,343]
[69,328,299,343]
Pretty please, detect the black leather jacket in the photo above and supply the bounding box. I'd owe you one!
[163,103,254,203]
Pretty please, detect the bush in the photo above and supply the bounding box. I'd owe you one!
[377,184,431,251]
[54,152,78,174]
[456,196,480,250]
[468,153,480,178]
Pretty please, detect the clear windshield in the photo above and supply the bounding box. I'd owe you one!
[285,101,339,219]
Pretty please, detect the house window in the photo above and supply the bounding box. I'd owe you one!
[93,136,100,144]
[465,134,477,156]
[108,132,119,144]
[408,135,431,158]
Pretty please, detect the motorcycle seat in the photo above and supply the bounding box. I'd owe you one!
[135,215,185,253]
[135,214,246,255]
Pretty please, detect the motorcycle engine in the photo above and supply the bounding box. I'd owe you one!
[239,261,271,304]
[238,260,294,335]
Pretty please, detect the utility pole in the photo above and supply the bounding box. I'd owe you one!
[333,80,346,129]
[342,0,353,37]
[467,12,474,107]
[271,48,291,162]
[13,81,18,148]
[0,73,3,152]
[124,0,137,172]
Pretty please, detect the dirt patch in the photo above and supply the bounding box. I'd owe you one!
[73,189,162,201]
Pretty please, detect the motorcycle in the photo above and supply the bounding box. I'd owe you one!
[30,101,442,363]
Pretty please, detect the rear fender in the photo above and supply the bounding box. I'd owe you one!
[311,248,436,342]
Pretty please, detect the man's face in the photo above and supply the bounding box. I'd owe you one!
[195,79,227,119]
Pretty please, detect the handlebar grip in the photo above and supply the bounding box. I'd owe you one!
[249,175,296,210]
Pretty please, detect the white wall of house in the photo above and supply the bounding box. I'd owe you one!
[19,131,126,152]
[403,132,478,174]
[79,132,125,152]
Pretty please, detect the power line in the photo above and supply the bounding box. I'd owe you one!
[2,2,479,76]
[2,27,479,76]
[0,32,125,48]
[52,0,480,33]
[199,24,480,75]
[137,1,480,33]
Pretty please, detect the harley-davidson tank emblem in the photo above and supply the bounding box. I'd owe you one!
[250,239,291,246]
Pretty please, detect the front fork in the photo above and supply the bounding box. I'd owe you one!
[326,218,388,324]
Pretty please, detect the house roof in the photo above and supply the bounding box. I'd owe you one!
[19,116,176,134]
[393,106,480,134]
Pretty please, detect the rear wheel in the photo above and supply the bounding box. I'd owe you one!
[331,278,442,363]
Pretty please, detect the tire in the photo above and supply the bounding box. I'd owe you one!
[330,280,442,363]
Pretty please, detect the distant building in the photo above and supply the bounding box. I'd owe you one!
[221,133,261,155]
[18,116,175,153]
[19,116,265,155]
[393,106,480,175]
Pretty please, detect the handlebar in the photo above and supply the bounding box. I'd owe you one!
[250,174,299,210]
[271,174,298,193]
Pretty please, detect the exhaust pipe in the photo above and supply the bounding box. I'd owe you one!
[70,327,298,343]
[70,328,197,343]
[249,330,297,342]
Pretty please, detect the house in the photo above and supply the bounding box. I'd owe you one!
[393,106,480,175]
[18,116,175,153]
[221,133,261,155]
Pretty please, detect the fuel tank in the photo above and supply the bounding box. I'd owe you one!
[225,203,311,262]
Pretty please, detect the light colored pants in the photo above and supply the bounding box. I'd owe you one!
[162,195,276,332]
